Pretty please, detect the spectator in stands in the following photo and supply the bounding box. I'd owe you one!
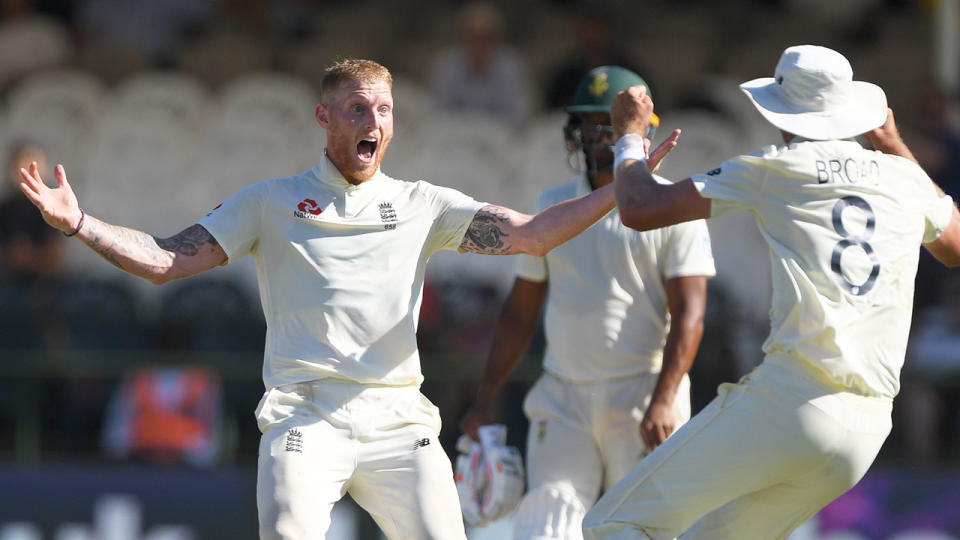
[102,366,224,467]
[0,141,65,287]
[906,82,960,209]
[904,81,960,309]
[544,2,648,111]
[0,0,70,90]
[898,273,960,464]
[76,0,211,69]
[427,1,536,128]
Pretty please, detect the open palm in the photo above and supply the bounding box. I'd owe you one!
[646,128,682,174]
[19,162,82,234]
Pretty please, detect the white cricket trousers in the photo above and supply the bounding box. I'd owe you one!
[581,360,892,540]
[255,379,467,540]
[514,371,690,540]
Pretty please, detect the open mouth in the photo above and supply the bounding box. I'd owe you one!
[357,138,378,162]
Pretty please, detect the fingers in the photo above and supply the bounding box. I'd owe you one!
[459,410,486,441]
[19,165,43,191]
[18,166,33,185]
[55,164,69,189]
[651,130,681,158]
[460,419,477,440]
[647,425,668,451]
[657,422,673,445]
[626,84,648,100]
[864,108,899,147]
[18,180,41,203]
[641,419,676,452]
[640,424,654,453]
[611,86,654,140]
[22,161,46,185]
[647,130,682,174]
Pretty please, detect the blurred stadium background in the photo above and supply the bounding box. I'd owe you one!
[1,0,960,538]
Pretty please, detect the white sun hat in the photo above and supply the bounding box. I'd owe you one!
[739,45,888,140]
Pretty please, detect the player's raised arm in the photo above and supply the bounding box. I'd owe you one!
[458,184,616,256]
[864,108,960,267]
[923,192,960,267]
[19,161,227,284]
[610,86,710,232]
[863,108,919,165]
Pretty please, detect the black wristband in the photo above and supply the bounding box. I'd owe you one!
[64,209,85,237]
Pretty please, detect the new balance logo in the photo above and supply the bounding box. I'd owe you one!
[285,429,303,453]
[412,438,431,451]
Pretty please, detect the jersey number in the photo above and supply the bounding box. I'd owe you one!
[830,196,880,296]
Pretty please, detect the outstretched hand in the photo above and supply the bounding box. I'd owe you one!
[645,129,682,174]
[19,162,83,234]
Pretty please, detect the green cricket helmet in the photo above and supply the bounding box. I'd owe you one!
[565,65,659,138]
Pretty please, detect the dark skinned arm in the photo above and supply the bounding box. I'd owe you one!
[460,277,548,440]
[641,275,707,452]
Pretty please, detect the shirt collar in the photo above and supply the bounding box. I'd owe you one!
[788,136,859,147]
[312,152,386,192]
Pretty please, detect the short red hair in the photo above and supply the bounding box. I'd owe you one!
[320,59,393,102]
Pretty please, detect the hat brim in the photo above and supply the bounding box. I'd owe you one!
[565,104,612,114]
[739,77,887,140]
[564,107,661,129]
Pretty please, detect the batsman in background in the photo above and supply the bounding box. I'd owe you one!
[583,45,960,539]
[460,66,715,539]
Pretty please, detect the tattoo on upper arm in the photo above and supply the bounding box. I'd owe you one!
[460,206,512,254]
[156,224,220,256]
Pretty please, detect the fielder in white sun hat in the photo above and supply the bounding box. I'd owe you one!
[739,44,888,140]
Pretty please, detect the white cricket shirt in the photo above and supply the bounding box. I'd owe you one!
[516,175,716,382]
[199,156,486,389]
[692,138,955,399]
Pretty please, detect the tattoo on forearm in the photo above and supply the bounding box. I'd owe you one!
[85,218,139,271]
[156,224,219,256]
[460,206,512,254]
[82,219,220,277]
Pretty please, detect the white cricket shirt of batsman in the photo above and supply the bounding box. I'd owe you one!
[692,138,955,399]
[199,156,486,389]
[516,175,716,382]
